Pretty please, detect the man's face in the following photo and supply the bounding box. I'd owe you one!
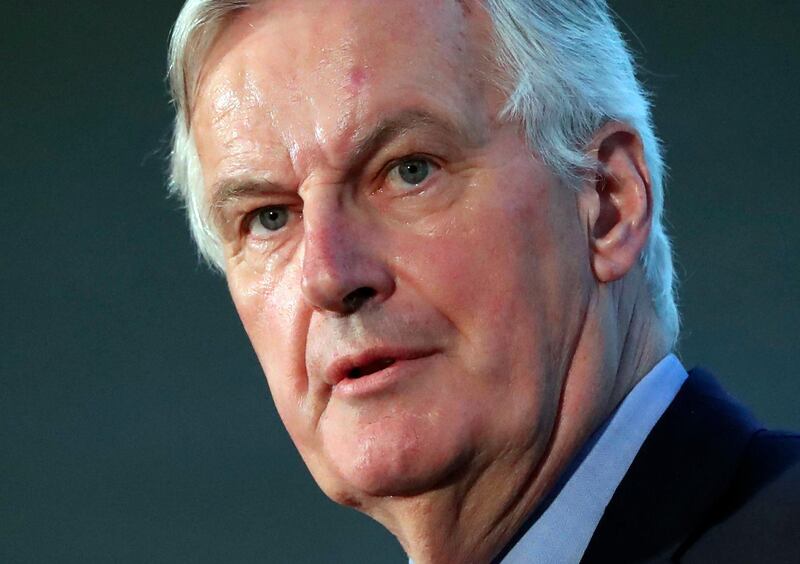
[193,0,594,505]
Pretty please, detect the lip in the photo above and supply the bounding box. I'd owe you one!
[325,347,438,397]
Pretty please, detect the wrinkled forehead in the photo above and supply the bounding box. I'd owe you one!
[190,0,497,145]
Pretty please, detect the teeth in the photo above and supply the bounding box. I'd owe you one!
[348,358,395,379]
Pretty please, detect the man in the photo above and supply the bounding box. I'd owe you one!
[166,1,799,562]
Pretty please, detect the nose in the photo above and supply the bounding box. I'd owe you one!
[300,200,395,315]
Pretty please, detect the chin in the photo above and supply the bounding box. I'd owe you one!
[319,410,473,501]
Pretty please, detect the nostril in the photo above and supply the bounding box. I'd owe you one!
[342,287,376,313]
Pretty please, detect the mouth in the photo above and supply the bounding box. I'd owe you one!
[326,348,436,388]
[346,357,396,379]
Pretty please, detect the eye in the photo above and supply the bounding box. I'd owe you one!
[387,157,437,189]
[248,206,289,235]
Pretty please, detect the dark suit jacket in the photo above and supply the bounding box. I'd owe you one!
[582,367,800,563]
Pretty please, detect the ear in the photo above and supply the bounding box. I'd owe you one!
[581,122,653,283]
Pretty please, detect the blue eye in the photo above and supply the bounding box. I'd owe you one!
[395,158,431,185]
[254,206,289,231]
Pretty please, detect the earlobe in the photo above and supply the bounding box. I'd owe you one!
[583,123,652,283]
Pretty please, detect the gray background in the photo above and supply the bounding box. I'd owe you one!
[2,1,798,562]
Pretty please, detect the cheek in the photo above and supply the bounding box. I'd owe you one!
[227,260,314,423]
[397,181,563,341]
[390,172,583,427]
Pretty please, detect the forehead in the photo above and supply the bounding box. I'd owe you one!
[197,0,482,89]
[206,0,473,60]
[191,0,496,175]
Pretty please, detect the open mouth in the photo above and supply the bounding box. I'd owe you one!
[327,348,437,389]
[347,358,396,379]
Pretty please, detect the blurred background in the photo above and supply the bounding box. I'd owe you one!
[2,1,798,562]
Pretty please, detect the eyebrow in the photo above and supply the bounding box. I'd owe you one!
[345,108,484,171]
[209,175,284,231]
[207,108,484,227]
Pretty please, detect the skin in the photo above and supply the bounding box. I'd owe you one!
[190,1,670,562]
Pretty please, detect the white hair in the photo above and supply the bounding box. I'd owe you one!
[167,0,679,345]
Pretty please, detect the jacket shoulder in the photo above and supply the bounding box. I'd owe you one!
[680,431,800,563]
[582,367,799,564]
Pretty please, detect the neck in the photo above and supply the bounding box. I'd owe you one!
[367,270,670,564]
